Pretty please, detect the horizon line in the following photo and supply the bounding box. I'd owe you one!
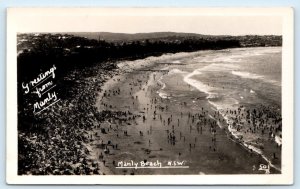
[17,31,283,37]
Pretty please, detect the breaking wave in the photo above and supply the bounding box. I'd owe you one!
[231,71,263,79]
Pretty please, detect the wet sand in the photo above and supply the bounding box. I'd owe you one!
[89,53,280,175]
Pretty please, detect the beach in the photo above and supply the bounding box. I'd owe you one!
[89,47,282,175]
[17,47,281,175]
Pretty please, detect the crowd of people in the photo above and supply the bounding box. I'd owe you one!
[222,105,282,141]
[18,64,119,175]
[98,70,223,160]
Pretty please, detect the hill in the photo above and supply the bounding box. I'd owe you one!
[68,32,209,42]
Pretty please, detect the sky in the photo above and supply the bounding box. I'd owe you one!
[9,8,284,35]
[83,16,282,35]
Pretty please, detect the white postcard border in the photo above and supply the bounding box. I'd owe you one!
[6,7,294,185]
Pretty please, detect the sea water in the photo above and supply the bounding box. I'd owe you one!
[159,47,281,107]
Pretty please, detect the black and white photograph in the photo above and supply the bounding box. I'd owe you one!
[6,8,294,184]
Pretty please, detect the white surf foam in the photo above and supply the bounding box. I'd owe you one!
[172,60,181,64]
[232,71,281,87]
[168,68,187,75]
[194,63,238,72]
[275,135,282,146]
[232,71,263,80]
[197,47,281,64]
[157,75,166,90]
[157,91,168,99]
[197,52,256,63]
[157,75,170,99]
[183,68,216,99]
[208,97,239,111]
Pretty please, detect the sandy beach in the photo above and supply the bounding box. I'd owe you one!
[89,48,282,175]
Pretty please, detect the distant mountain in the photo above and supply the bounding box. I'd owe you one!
[68,32,211,42]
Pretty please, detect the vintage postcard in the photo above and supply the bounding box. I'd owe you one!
[6,8,294,184]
